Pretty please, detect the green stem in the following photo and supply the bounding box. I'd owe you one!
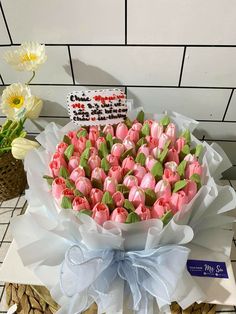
[26,71,36,85]
[0,147,11,152]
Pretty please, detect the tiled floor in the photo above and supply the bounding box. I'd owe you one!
[0,185,235,313]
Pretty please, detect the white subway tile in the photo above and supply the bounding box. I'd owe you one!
[182,47,236,87]
[0,46,73,84]
[128,0,236,45]
[1,0,124,44]
[127,87,230,120]
[70,46,183,86]
[0,10,10,44]
[224,91,236,121]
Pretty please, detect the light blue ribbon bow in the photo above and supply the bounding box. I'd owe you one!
[60,244,190,314]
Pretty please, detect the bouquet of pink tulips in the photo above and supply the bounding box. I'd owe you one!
[44,111,203,225]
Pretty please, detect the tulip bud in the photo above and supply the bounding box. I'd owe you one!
[111,143,125,158]
[123,137,135,151]
[138,144,150,157]
[75,137,87,154]
[145,155,157,172]
[123,175,138,188]
[122,156,135,173]
[96,137,106,150]
[68,156,80,173]
[25,96,43,120]
[154,180,171,200]
[51,177,66,200]
[103,124,114,137]
[164,161,178,172]
[108,166,123,183]
[91,167,107,182]
[175,137,186,154]
[49,154,67,177]
[112,191,125,207]
[151,121,163,139]
[116,122,129,140]
[133,164,147,184]
[56,142,68,154]
[165,123,176,145]
[140,173,156,190]
[170,191,188,212]
[158,133,169,149]
[185,161,203,179]
[111,207,128,223]
[106,154,119,167]
[92,203,110,225]
[129,186,145,207]
[163,169,180,185]
[184,154,198,164]
[127,128,139,143]
[152,198,171,218]
[152,147,162,159]
[167,148,179,164]
[72,196,91,211]
[11,138,40,160]
[88,155,101,171]
[89,147,98,157]
[90,188,104,207]
[145,136,158,150]
[75,177,92,196]
[69,167,85,182]
[104,177,118,195]
[183,180,197,202]
[135,204,151,220]
[132,122,143,131]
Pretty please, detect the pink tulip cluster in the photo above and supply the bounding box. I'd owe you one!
[45,112,203,225]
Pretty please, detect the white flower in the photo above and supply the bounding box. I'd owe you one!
[4,42,47,71]
[0,83,32,120]
[11,138,39,160]
[25,96,43,119]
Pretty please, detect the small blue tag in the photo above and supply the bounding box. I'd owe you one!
[187,259,228,279]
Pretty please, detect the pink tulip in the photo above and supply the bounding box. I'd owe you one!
[132,122,143,131]
[88,155,101,171]
[165,123,176,145]
[170,191,188,212]
[163,169,180,185]
[49,154,67,177]
[151,122,163,139]
[102,125,114,137]
[75,137,87,154]
[111,143,125,158]
[88,129,99,145]
[145,155,157,172]
[91,167,107,182]
[154,180,171,200]
[116,122,129,140]
[92,203,110,225]
[110,207,128,223]
[73,151,81,157]
[75,177,92,196]
[140,173,156,190]
[67,131,77,140]
[123,137,135,152]
[164,161,178,172]
[183,180,198,202]
[96,137,106,150]
[152,147,162,159]
[89,147,98,157]
[69,167,85,182]
[135,204,151,220]
[112,191,125,207]
[106,154,119,167]
[144,119,153,128]
[60,188,74,202]
[72,196,91,211]
[175,137,186,154]
[152,198,171,219]
[68,156,80,173]
[108,166,123,183]
[123,175,138,188]
[146,136,158,150]
[90,125,99,133]
[129,186,145,207]
[133,164,147,184]
[52,177,66,199]
[158,133,169,149]
[122,156,135,174]
[184,154,197,164]
[90,188,104,207]
[56,142,68,154]
[138,144,150,157]
[185,161,203,179]
[167,148,179,164]
[127,128,139,143]
[104,177,118,195]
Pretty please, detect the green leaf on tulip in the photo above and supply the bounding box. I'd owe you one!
[194,144,203,158]
[61,196,72,209]
[80,147,90,160]
[99,130,106,138]
[151,161,163,179]
[121,148,134,161]
[77,129,88,138]
[74,189,84,197]
[59,166,69,179]
[66,179,76,190]
[116,184,130,198]
[180,144,190,160]
[135,152,146,166]
[173,180,187,193]
[145,188,157,206]
[124,199,135,212]
[140,123,150,137]
[101,157,111,172]
[181,129,191,144]
[43,175,54,186]
[106,133,113,150]
[86,140,92,149]
[63,135,71,145]
[99,142,108,158]
[124,169,134,178]
[177,160,187,177]
[79,209,92,217]
[190,173,202,190]
[125,212,141,223]
[64,144,74,161]
[136,110,145,124]
[160,115,170,127]
[136,137,147,149]
[124,117,132,129]
[161,210,173,225]
[113,138,122,144]
[102,191,115,210]
[91,179,103,190]
[158,146,169,163]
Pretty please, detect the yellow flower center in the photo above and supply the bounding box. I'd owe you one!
[21,53,38,62]
[8,96,24,109]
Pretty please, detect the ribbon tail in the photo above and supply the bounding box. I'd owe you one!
[104,277,125,314]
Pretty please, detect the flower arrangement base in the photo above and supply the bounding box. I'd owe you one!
[5,283,216,314]
[0,152,27,202]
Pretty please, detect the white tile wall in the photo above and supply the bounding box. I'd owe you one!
[70,46,184,86]
[0,10,10,45]
[127,0,236,45]
[0,46,73,84]
[225,91,236,121]
[182,48,236,87]
[194,122,236,140]
[1,0,125,44]
[127,87,231,120]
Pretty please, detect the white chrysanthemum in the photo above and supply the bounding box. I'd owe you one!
[4,42,47,71]
[0,83,32,120]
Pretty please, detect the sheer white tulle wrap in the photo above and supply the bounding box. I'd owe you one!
[10,110,236,314]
